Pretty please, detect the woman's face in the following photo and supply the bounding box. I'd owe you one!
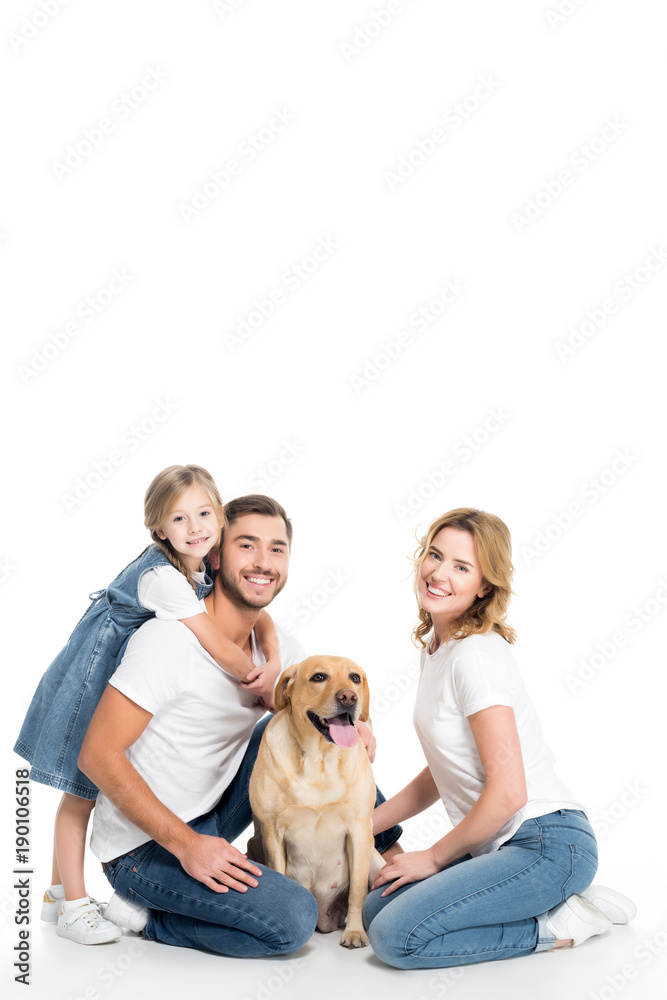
[417,526,490,631]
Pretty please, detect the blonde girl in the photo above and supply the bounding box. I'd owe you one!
[15,465,281,945]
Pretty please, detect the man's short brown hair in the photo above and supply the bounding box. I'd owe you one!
[223,494,293,547]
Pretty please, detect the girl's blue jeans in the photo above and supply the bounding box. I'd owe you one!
[103,716,402,957]
[363,808,598,969]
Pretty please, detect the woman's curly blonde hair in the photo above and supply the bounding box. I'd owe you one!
[412,507,516,648]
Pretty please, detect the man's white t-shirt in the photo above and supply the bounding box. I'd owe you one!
[90,621,305,862]
[413,630,583,856]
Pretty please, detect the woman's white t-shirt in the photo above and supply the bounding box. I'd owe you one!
[413,630,583,856]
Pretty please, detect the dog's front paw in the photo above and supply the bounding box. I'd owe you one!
[340,927,369,949]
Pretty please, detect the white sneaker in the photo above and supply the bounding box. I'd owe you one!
[41,889,65,924]
[104,892,150,933]
[41,889,104,925]
[56,902,121,945]
[581,885,637,924]
[544,895,613,947]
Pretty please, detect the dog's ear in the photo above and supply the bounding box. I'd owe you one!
[358,671,370,722]
[274,663,298,712]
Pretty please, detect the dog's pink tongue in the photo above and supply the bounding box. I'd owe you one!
[327,715,360,748]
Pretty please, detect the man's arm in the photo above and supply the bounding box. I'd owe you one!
[78,685,262,893]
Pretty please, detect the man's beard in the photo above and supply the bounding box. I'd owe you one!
[218,565,285,611]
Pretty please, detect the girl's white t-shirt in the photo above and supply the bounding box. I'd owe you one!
[413,630,583,856]
[137,564,207,619]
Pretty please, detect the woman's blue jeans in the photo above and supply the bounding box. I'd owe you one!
[103,716,402,957]
[363,809,598,969]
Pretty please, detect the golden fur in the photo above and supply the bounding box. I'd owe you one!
[248,655,384,948]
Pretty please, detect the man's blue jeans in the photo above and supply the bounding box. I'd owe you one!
[363,809,598,969]
[103,716,402,957]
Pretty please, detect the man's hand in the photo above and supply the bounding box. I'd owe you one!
[356,720,376,763]
[176,832,263,894]
[371,849,440,896]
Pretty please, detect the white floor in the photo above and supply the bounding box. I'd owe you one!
[12,857,665,1000]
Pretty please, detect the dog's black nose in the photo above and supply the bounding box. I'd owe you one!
[335,689,357,706]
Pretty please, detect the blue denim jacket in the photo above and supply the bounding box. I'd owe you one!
[14,545,212,799]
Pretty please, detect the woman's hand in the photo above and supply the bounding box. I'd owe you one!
[356,720,376,763]
[371,849,440,896]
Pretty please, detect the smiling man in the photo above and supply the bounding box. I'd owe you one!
[78,495,318,956]
[79,494,402,956]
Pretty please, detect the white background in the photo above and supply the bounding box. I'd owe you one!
[2,2,665,998]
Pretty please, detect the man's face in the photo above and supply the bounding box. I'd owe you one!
[218,513,289,610]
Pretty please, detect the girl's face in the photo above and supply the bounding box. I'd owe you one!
[156,483,221,572]
[417,526,490,634]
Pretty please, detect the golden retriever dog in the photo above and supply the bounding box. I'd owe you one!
[247,655,384,949]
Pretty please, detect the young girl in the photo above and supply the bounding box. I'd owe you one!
[14,464,283,946]
[365,508,635,969]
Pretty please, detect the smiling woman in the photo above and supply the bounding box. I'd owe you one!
[364,507,636,969]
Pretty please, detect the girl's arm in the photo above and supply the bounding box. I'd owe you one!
[372,765,441,835]
[242,609,281,685]
[373,706,527,895]
[181,613,254,681]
